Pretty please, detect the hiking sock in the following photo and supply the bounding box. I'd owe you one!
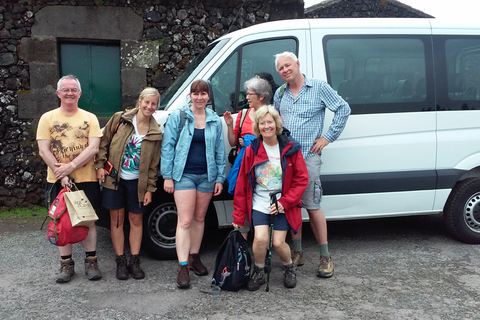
[291,238,302,252]
[256,263,265,269]
[179,261,188,266]
[283,260,293,267]
[319,242,330,258]
[85,251,96,258]
[61,255,72,260]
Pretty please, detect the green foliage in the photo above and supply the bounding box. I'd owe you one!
[0,206,47,218]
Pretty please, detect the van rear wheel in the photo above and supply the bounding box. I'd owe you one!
[444,178,480,244]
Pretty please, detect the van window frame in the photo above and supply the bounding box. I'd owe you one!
[323,34,435,115]
[209,36,299,114]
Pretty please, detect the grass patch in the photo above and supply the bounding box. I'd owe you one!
[0,206,47,218]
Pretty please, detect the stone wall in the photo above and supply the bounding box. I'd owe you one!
[0,0,304,209]
[305,0,433,18]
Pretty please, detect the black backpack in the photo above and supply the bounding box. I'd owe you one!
[211,229,252,291]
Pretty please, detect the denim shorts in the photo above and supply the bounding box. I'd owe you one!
[251,209,290,231]
[102,178,145,214]
[301,155,323,210]
[174,173,215,193]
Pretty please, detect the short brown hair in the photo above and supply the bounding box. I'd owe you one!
[190,79,210,95]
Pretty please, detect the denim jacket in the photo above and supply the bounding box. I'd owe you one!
[161,105,226,184]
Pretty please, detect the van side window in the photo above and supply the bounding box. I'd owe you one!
[210,38,297,115]
[445,38,480,103]
[325,36,433,115]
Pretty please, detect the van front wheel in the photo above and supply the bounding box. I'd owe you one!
[143,202,178,260]
[444,178,480,244]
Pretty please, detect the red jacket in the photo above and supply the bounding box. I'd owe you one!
[232,133,308,232]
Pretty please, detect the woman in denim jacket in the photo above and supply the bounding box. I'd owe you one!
[161,79,226,289]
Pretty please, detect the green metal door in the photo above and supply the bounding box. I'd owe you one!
[60,42,121,118]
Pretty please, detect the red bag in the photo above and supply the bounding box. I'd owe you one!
[47,187,88,246]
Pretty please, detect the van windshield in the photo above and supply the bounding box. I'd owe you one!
[159,38,230,110]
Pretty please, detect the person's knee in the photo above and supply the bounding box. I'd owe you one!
[129,214,143,227]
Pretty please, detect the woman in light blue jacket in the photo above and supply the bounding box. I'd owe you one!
[161,79,226,289]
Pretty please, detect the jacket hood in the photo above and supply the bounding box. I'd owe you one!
[250,131,301,157]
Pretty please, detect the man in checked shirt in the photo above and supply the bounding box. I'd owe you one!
[273,51,350,278]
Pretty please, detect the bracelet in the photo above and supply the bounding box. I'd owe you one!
[70,162,77,169]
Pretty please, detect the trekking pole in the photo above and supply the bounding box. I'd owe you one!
[266,190,282,292]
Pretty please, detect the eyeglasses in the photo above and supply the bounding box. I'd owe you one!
[246,92,258,97]
[59,88,80,93]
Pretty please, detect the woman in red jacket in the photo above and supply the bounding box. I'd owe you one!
[232,105,308,291]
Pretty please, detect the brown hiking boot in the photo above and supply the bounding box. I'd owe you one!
[177,264,190,289]
[56,258,75,283]
[115,255,129,280]
[188,253,208,276]
[317,256,334,278]
[128,254,145,280]
[84,256,102,281]
[292,251,304,267]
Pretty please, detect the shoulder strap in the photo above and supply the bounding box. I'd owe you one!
[235,108,249,149]
[279,83,287,101]
[113,111,126,136]
[176,110,187,145]
[238,108,248,135]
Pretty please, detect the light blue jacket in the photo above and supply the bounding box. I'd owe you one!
[161,106,226,184]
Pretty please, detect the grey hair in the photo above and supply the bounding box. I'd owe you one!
[244,76,272,105]
[253,104,283,136]
[57,75,82,92]
[274,51,298,70]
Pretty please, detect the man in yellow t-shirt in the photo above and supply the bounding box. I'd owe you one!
[37,74,103,283]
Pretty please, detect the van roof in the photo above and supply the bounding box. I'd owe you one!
[218,18,480,41]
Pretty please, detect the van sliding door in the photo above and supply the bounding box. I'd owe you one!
[318,34,436,219]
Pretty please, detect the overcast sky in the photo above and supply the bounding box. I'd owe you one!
[304,0,478,20]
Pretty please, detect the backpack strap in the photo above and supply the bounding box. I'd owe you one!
[235,108,249,149]
[279,83,287,102]
[176,110,187,146]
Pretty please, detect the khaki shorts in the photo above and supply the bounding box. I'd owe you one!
[301,155,323,210]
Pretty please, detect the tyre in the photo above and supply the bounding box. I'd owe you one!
[443,178,480,244]
[143,202,178,260]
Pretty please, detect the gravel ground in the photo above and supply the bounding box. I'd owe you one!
[1,214,479,320]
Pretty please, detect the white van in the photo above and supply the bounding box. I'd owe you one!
[144,18,480,258]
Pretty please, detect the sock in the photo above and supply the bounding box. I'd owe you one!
[291,238,302,252]
[179,261,188,266]
[319,242,330,258]
[256,263,265,269]
[283,260,293,267]
[85,251,96,258]
[61,255,72,260]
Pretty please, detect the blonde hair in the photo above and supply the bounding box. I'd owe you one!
[253,105,283,136]
[136,87,160,108]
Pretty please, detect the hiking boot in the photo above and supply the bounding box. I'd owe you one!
[188,253,208,276]
[128,254,145,280]
[247,265,266,291]
[56,258,75,283]
[292,251,304,267]
[115,255,129,280]
[84,256,102,281]
[317,256,334,278]
[177,264,190,289]
[283,263,297,288]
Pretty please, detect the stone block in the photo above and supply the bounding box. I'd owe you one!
[18,36,57,64]
[17,90,58,119]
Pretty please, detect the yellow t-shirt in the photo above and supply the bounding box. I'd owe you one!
[36,108,103,183]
